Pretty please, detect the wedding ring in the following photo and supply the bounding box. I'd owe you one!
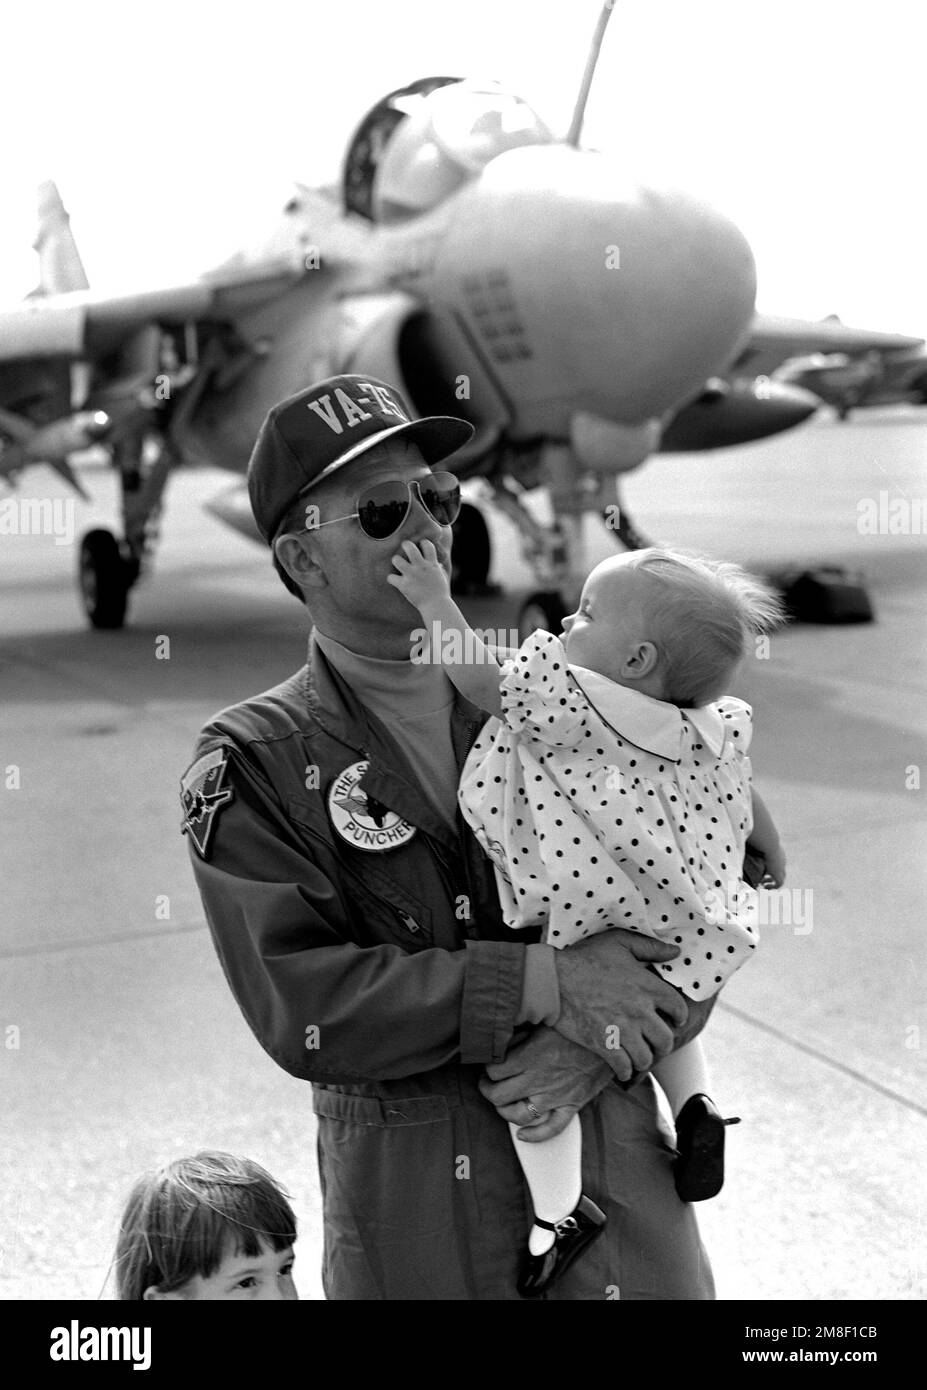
[526,1101,542,1119]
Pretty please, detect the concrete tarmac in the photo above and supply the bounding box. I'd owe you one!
[1,408,925,1300]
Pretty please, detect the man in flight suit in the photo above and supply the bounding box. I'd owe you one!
[181,374,716,1300]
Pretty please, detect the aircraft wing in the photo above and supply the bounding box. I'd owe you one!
[204,184,377,280]
[731,313,925,378]
[0,265,303,364]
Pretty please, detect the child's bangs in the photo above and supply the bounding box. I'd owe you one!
[174,1171,298,1275]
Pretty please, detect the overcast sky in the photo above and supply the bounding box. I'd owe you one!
[1,0,924,336]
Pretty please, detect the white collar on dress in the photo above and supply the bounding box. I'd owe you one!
[566,664,726,762]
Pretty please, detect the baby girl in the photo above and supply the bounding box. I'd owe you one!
[390,541,786,1297]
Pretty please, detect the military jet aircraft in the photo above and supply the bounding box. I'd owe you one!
[0,10,921,632]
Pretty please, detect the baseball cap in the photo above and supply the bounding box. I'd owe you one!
[247,374,474,543]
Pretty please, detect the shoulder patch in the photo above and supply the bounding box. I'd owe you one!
[180,747,235,859]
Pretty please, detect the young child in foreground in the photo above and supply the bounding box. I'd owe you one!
[113,1151,298,1300]
[390,542,786,1298]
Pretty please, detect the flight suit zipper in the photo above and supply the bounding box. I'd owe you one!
[418,827,473,938]
[357,742,470,942]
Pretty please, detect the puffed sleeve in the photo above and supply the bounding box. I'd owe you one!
[499,629,587,747]
[715,696,754,755]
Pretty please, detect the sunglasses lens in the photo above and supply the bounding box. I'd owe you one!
[356,481,410,539]
[419,473,461,526]
[355,474,462,538]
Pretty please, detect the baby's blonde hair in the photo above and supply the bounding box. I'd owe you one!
[619,547,785,706]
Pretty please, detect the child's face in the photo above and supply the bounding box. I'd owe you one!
[146,1239,298,1301]
[562,558,652,684]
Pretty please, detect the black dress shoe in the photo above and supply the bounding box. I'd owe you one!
[516,1194,607,1298]
[673,1094,740,1202]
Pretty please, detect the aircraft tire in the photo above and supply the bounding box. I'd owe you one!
[78,529,132,630]
[451,502,492,593]
[518,591,568,643]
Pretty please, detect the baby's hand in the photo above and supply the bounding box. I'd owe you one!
[761,842,787,888]
[387,538,451,608]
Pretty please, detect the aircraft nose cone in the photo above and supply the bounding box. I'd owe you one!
[431,145,756,436]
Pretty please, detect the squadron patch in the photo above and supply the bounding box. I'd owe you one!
[327,761,416,852]
[180,747,235,859]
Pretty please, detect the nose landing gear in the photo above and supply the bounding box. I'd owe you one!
[76,423,175,629]
[78,529,141,630]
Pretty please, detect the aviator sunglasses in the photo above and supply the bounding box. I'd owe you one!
[306,471,461,540]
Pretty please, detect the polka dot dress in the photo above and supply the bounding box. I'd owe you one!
[458,629,759,1000]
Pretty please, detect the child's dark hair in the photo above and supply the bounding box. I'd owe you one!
[624,547,786,707]
[113,1151,297,1300]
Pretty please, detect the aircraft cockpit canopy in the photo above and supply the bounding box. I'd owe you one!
[343,78,554,225]
[373,82,554,223]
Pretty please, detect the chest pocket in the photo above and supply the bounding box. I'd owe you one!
[288,794,437,951]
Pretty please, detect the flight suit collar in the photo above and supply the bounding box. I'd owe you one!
[304,629,377,753]
[304,630,487,850]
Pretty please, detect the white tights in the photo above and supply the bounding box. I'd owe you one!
[511,1038,713,1255]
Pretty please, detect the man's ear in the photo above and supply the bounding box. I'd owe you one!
[274,531,327,592]
[621,641,659,680]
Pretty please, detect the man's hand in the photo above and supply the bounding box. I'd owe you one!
[479,1027,614,1143]
[553,929,688,1081]
[387,538,451,610]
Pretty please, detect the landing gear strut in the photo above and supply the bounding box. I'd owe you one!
[76,428,176,629]
[606,481,655,552]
